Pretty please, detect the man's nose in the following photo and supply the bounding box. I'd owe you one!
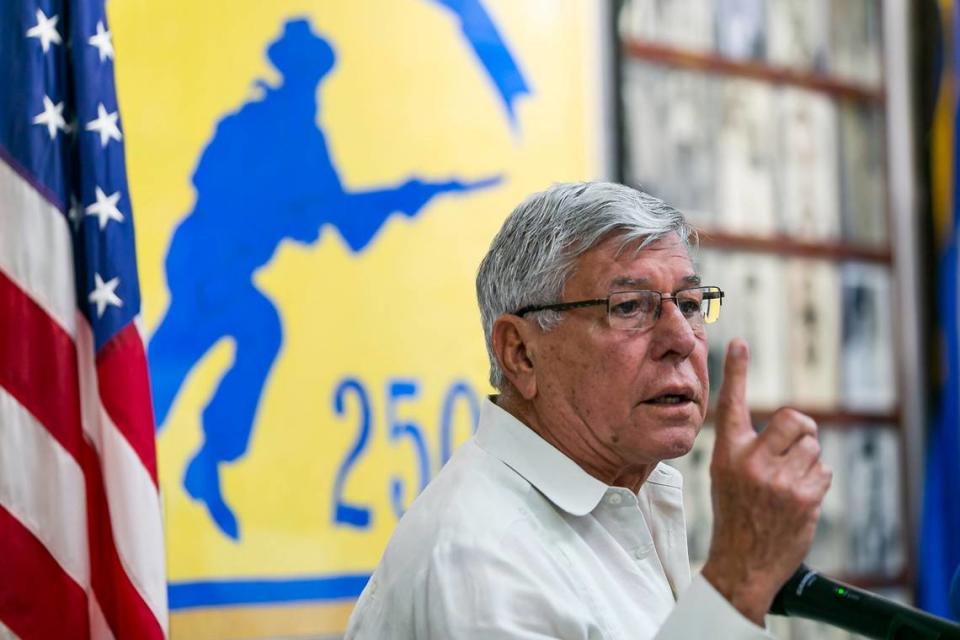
[650,299,697,359]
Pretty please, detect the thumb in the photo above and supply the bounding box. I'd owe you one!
[714,338,753,445]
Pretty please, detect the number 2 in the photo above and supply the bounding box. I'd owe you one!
[331,378,373,528]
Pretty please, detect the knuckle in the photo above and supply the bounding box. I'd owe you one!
[798,490,820,509]
[771,407,801,424]
[762,420,789,441]
[801,434,821,457]
[787,488,814,512]
[770,474,792,496]
[771,407,818,435]
[821,463,834,487]
[782,407,801,421]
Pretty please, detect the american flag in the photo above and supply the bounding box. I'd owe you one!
[0,0,167,638]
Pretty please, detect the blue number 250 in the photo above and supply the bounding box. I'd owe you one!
[331,377,479,529]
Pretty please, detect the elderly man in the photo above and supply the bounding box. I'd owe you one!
[346,182,831,638]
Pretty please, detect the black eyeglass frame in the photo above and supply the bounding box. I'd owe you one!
[514,286,725,326]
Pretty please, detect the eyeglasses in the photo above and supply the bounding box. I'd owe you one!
[514,286,724,332]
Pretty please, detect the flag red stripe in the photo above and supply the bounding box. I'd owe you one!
[0,269,83,462]
[0,270,164,637]
[0,504,91,640]
[82,440,165,640]
[0,268,159,488]
[96,323,159,485]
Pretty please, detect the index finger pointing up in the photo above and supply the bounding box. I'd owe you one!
[715,338,754,444]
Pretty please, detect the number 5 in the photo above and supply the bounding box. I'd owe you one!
[386,380,430,518]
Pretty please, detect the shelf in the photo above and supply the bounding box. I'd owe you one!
[697,230,893,264]
[622,39,885,105]
[704,408,900,427]
[834,568,910,593]
[749,408,900,428]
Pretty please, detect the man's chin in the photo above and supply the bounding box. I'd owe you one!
[654,424,700,461]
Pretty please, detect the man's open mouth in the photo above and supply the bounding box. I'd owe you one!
[644,393,693,405]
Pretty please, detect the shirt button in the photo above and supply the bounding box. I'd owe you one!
[606,493,623,505]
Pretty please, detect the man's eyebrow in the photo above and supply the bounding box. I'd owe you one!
[608,274,702,290]
[610,276,649,289]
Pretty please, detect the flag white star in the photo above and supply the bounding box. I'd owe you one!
[85,103,122,147]
[32,96,67,140]
[88,273,123,318]
[68,195,84,230]
[88,21,114,62]
[85,186,124,229]
[26,9,62,53]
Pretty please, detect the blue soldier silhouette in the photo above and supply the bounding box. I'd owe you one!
[148,18,498,539]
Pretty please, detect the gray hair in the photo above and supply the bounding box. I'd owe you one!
[476,181,695,389]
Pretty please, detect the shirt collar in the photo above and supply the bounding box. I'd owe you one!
[475,397,609,516]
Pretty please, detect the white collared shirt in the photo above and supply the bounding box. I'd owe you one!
[346,399,772,639]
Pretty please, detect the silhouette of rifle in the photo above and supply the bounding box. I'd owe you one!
[395,175,503,216]
[330,175,502,252]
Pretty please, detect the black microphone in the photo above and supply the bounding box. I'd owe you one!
[770,564,960,639]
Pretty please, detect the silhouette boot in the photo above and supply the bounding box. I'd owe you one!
[184,448,240,540]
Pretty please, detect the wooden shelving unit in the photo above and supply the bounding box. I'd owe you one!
[615,1,913,620]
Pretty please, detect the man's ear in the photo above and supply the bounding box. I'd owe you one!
[491,315,538,400]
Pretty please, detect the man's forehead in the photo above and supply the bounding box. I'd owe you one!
[584,234,697,283]
[605,231,689,259]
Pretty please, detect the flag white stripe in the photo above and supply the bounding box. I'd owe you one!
[97,405,169,628]
[89,595,116,640]
[0,386,90,589]
[0,616,21,640]
[75,318,169,633]
[0,161,76,337]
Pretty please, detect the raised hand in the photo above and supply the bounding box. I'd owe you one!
[701,338,833,626]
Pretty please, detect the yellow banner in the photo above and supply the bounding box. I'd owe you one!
[111,0,604,635]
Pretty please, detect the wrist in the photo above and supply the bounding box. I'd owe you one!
[701,558,774,627]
